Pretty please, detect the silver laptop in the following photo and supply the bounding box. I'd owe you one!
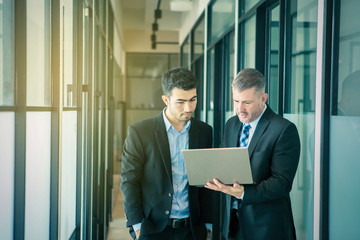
[182,147,253,186]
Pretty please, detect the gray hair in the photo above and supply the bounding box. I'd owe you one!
[232,68,265,93]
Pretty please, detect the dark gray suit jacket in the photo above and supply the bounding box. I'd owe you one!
[220,106,300,240]
[121,113,213,239]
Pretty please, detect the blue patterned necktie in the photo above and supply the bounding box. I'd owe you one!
[239,123,251,147]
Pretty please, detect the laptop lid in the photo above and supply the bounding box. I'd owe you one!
[182,147,253,186]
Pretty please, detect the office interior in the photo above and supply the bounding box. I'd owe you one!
[0,0,359,239]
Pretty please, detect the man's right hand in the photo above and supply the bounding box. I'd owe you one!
[135,230,140,239]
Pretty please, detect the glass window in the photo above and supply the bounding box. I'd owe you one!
[169,54,179,69]
[181,36,189,69]
[329,0,360,238]
[284,0,318,239]
[25,112,51,239]
[192,56,204,121]
[126,53,178,110]
[63,0,77,107]
[242,0,261,14]
[267,5,280,113]
[127,53,169,77]
[225,31,235,122]
[210,0,235,43]
[243,15,256,68]
[206,49,215,127]
[193,16,205,60]
[127,77,164,109]
[60,111,77,240]
[26,0,51,106]
[0,112,14,239]
[0,1,14,106]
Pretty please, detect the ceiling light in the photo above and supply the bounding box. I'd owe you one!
[151,34,156,42]
[152,23,158,31]
[170,0,193,12]
[154,9,162,19]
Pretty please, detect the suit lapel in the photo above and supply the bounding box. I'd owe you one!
[231,119,242,147]
[189,119,199,149]
[248,107,272,157]
[154,114,173,183]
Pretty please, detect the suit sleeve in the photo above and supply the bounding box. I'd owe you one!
[120,125,146,226]
[242,123,301,205]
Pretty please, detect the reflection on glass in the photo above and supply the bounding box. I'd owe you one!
[225,31,235,122]
[169,54,179,69]
[243,15,256,68]
[63,0,76,107]
[128,77,164,109]
[126,53,178,110]
[25,112,51,239]
[82,3,91,85]
[0,112,14,239]
[60,111,77,240]
[181,37,190,69]
[268,5,280,113]
[0,1,14,106]
[192,56,204,121]
[210,0,235,43]
[27,0,51,106]
[285,0,317,239]
[193,17,205,60]
[243,0,261,13]
[206,49,215,127]
[127,53,170,77]
[329,0,360,238]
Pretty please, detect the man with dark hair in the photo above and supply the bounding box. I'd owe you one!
[205,68,300,239]
[121,67,213,240]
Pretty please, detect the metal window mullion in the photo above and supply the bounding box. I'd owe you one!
[14,0,27,239]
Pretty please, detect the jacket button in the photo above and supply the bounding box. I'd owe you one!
[168,193,171,197]
[165,210,169,215]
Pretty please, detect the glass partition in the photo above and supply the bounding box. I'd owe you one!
[0,112,14,240]
[25,112,51,239]
[126,53,178,110]
[267,5,280,113]
[243,15,256,68]
[206,49,215,127]
[329,0,360,238]
[26,0,51,106]
[193,16,205,60]
[210,0,235,43]
[225,31,235,122]
[60,111,77,240]
[242,0,261,14]
[285,0,318,239]
[63,0,77,107]
[181,36,190,69]
[0,1,14,106]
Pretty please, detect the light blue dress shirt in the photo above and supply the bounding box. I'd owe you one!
[163,110,191,219]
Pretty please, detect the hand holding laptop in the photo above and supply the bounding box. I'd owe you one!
[204,178,245,199]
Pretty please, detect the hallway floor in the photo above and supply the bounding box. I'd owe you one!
[107,174,132,240]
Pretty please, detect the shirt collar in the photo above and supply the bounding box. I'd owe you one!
[162,108,191,133]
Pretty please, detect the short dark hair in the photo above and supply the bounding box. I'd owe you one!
[232,68,265,93]
[161,67,197,97]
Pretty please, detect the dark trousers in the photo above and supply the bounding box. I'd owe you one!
[228,209,242,240]
[139,225,194,240]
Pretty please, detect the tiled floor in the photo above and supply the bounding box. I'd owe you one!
[107,175,132,240]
